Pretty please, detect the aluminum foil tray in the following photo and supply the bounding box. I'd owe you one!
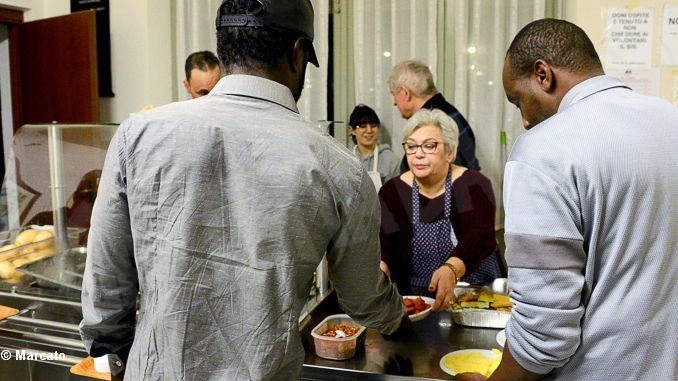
[451,285,511,329]
[450,308,510,329]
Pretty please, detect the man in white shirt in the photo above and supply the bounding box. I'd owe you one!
[183,50,221,99]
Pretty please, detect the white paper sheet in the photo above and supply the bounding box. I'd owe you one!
[606,68,661,97]
[661,5,678,65]
[604,8,653,68]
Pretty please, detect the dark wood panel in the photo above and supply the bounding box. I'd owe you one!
[10,10,99,131]
[0,6,23,24]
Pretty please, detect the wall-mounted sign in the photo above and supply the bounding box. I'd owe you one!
[661,5,678,66]
[606,68,660,97]
[604,8,653,68]
[71,0,114,97]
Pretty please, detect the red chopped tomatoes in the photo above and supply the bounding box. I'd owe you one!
[403,296,430,315]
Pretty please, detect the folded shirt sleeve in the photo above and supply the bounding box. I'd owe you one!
[79,125,138,363]
[326,170,405,335]
[503,160,586,374]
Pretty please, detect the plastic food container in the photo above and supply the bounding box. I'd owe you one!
[310,314,366,360]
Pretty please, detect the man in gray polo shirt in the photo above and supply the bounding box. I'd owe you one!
[459,18,678,381]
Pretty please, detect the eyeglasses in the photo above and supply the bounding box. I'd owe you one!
[353,123,380,130]
[402,141,445,155]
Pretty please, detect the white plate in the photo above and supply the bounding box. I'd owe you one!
[439,349,500,376]
[496,329,506,348]
[402,295,434,322]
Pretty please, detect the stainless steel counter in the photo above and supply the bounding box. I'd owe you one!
[0,284,91,381]
[1,281,503,381]
[301,293,503,380]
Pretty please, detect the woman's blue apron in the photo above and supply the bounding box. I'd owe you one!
[409,171,501,296]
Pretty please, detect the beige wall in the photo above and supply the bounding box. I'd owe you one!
[565,0,678,103]
[3,0,675,123]
[0,0,174,123]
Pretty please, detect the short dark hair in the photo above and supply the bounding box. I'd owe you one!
[349,104,381,128]
[216,0,301,72]
[349,104,381,144]
[506,18,603,79]
[184,51,220,81]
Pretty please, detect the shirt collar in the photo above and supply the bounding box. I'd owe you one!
[210,74,299,114]
[559,75,631,113]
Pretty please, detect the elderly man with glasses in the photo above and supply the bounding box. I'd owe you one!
[388,60,480,174]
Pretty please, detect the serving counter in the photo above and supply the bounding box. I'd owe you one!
[0,123,504,380]
[0,278,503,381]
[300,292,503,381]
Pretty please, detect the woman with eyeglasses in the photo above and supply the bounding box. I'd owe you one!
[349,104,401,190]
[379,109,503,312]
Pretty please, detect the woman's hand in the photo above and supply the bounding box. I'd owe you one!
[428,265,456,312]
[380,260,391,278]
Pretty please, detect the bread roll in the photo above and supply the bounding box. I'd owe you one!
[26,248,53,262]
[33,230,55,250]
[0,260,16,279]
[0,244,15,252]
[15,229,38,246]
[5,274,24,283]
[11,257,30,268]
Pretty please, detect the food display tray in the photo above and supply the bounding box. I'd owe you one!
[0,226,55,262]
[450,308,510,329]
[451,286,511,329]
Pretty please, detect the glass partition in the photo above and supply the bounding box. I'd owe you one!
[0,124,117,290]
[0,124,117,234]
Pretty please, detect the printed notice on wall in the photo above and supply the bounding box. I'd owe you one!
[606,68,660,97]
[661,5,678,65]
[673,74,678,106]
[604,8,653,68]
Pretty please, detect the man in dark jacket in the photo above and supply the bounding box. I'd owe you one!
[388,60,480,172]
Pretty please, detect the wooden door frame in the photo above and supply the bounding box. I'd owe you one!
[0,6,23,182]
[0,5,24,133]
[0,6,23,24]
[8,10,99,131]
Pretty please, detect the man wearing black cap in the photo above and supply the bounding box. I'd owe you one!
[80,1,410,380]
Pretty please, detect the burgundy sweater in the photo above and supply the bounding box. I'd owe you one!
[379,170,499,294]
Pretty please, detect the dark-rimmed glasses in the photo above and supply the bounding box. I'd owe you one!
[402,141,445,155]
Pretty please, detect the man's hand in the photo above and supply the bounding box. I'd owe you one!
[455,372,488,381]
[382,314,414,341]
[473,344,545,381]
[383,354,413,375]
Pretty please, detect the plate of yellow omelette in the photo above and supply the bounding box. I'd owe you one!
[440,348,502,376]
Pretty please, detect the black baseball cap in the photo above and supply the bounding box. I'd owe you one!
[216,0,319,67]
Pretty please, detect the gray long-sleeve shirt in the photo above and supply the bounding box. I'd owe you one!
[353,144,401,183]
[503,76,678,380]
[80,75,405,381]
